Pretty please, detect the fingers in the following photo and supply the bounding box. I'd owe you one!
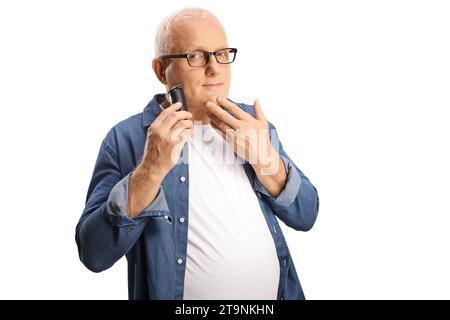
[152,102,183,127]
[161,110,193,131]
[170,119,194,142]
[216,96,250,120]
[208,111,234,134]
[206,101,240,129]
[253,99,266,121]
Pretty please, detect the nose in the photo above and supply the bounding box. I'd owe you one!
[205,54,220,76]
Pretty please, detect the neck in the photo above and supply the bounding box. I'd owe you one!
[191,108,211,125]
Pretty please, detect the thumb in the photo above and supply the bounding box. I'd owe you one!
[253,99,266,121]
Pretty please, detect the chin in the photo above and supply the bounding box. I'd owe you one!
[192,92,229,107]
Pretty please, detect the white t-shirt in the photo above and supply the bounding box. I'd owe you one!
[183,123,280,300]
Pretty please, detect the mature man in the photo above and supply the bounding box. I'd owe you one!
[76,7,319,300]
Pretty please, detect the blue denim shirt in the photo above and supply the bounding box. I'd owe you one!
[75,93,319,300]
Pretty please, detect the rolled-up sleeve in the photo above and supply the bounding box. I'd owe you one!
[107,172,169,227]
[75,133,169,273]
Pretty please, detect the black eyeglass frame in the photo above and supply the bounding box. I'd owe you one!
[159,48,238,67]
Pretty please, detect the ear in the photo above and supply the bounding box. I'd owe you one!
[152,58,167,85]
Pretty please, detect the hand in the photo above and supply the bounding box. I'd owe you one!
[126,102,193,218]
[140,102,194,177]
[206,96,279,175]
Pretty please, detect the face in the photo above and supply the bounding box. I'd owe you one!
[159,18,231,120]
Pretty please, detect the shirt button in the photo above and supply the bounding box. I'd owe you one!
[177,258,183,265]
[257,192,261,198]
[179,217,185,223]
[180,176,186,182]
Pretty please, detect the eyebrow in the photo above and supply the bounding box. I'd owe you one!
[184,46,229,52]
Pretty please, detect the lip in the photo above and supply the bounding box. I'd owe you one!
[202,83,223,87]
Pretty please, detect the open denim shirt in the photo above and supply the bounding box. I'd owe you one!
[75,93,319,300]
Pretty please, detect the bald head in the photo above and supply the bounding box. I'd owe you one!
[154,7,225,56]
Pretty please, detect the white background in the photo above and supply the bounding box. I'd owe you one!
[0,0,449,299]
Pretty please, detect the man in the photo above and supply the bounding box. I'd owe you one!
[76,7,319,300]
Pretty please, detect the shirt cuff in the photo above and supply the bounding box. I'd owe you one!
[253,155,301,208]
[107,172,170,227]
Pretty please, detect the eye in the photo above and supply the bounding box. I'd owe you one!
[189,52,204,59]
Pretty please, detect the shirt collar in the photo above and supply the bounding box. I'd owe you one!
[142,93,166,127]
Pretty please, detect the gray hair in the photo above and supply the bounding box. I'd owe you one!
[154,7,223,57]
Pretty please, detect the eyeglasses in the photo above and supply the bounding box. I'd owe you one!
[159,48,237,67]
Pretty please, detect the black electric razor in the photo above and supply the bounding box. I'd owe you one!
[167,84,187,111]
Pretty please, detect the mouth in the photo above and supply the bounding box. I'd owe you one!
[202,83,223,88]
